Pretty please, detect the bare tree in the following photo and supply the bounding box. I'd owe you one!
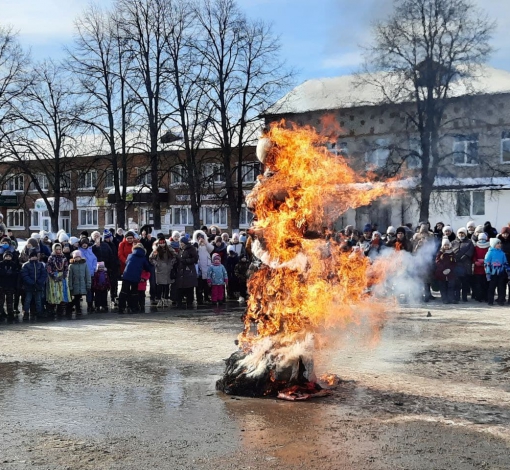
[115,0,174,230]
[360,0,494,221]
[4,60,83,233]
[67,4,138,229]
[0,25,30,146]
[195,0,293,229]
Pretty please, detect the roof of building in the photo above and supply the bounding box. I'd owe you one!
[267,65,510,115]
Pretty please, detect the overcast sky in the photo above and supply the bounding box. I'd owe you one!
[3,0,510,84]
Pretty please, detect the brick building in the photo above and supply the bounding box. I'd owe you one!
[265,65,510,231]
[0,143,259,238]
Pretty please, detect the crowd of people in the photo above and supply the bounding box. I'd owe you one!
[0,218,252,319]
[0,211,509,320]
[332,220,510,306]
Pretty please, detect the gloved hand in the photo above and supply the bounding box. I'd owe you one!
[486,274,491,282]
[442,269,451,275]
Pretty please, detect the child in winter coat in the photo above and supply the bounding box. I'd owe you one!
[435,238,457,304]
[21,249,48,319]
[472,233,490,302]
[234,254,250,302]
[484,238,509,306]
[207,253,228,304]
[118,243,151,314]
[149,236,177,307]
[93,261,111,312]
[67,250,91,315]
[0,251,20,319]
[138,269,151,311]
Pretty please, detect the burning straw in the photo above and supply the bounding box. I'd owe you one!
[216,121,394,399]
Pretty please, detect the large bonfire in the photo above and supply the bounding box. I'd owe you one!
[216,121,393,399]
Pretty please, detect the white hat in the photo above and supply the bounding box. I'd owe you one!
[371,231,381,240]
[441,237,452,247]
[69,236,80,245]
[31,233,41,240]
[386,226,396,235]
[466,220,476,229]
[443,225,453,233]
[227,245,236,253]
[91,231,101,240]
[490,238,501,248]
[58,232,69,243]
[457,227,467,235]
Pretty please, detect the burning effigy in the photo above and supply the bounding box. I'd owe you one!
[216,121,392,399]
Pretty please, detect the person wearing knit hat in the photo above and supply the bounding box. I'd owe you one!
[390,226,412,252]
[0,236,17,263]
[58,231,69,243]
[497,227,510,278]
[466,221,476,239]
[485,237,508,306]
[207,253,228,305]
[78,237,97,312]
[46,241,71,316]
[452,227,474,302]
[92,261,111,312]
[103,229,113,240]
[139,227,157,305]
[118,242,151,314]
[383,226,396,247]
[20,248,48,319]
[435,237,457,304]
[103,230,120,307]
[175,235,199,309]
[472,233,490,302]
[443,225,455,243]
[67,248,90,315]
[0,247,19,319]
[211,235,228,265]
[118,231,136,275]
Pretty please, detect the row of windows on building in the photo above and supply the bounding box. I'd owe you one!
[3,162,262,193]
[4,205,254,231]
[326,132,510,168]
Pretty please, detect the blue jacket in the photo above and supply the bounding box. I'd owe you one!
[207,264,228,285]
[123,248,151,283]
[79,246,97,276]
[484,247,508,275]
[0,260,20,290]
[21,260,48,290]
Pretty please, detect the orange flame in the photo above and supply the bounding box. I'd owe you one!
[239,121,395,350]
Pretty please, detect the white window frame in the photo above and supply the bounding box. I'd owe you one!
[365,139,390,168]
[104,207,116,228]
[169,206,193,226]
[239,206,253,229]
[453,134,478,166]
[105,169,124,189]
[407,138,422,169]
[240,162,262,184]
[78,170,97,190]
[203,205,228,227]
[501,131,510,164]
[456,190,485,217]
[203,163,225,184]
[7,174,24,192]
[29,209,41,230]
[136,167,152,186]
[7,209,25,229]
[29,174,49,192]
[170,165,186,185]
[77,208,99,229]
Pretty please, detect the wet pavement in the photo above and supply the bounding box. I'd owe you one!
[1,301,509,469]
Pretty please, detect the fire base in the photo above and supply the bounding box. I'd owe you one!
[216,350,325,399]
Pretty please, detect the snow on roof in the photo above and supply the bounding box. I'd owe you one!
[107,186,167,195]
[268,65,510,115]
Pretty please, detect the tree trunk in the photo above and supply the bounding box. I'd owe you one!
[419,181,432,223]
[116,199,126,229]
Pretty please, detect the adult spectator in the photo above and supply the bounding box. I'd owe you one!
[118,231,136,274]
[176,236,199,309]
[452,228,474,302]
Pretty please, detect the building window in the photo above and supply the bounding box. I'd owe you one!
[239,206,253,228]
[456,190,485,217]
[139,207,154,226]
[407,138,422,169]
[78,208,98,227]
[105,208,116,226]
[327,140,348,157]
[170,165,186,185]
[137,167,152,186]
[29,174,49,192]
[30,210,40,229]
[170,206,193,226]
[59,172,72,192]
[501,131,510,163]
[7,209,24,228]
[453,134,478,165]
[78,170,97,190]
[203,163,226,184]
[105,169,124,189]
[365,139,390,168]
[7,175,24,192]
[240,162,262,183]
[203,206,228,226]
